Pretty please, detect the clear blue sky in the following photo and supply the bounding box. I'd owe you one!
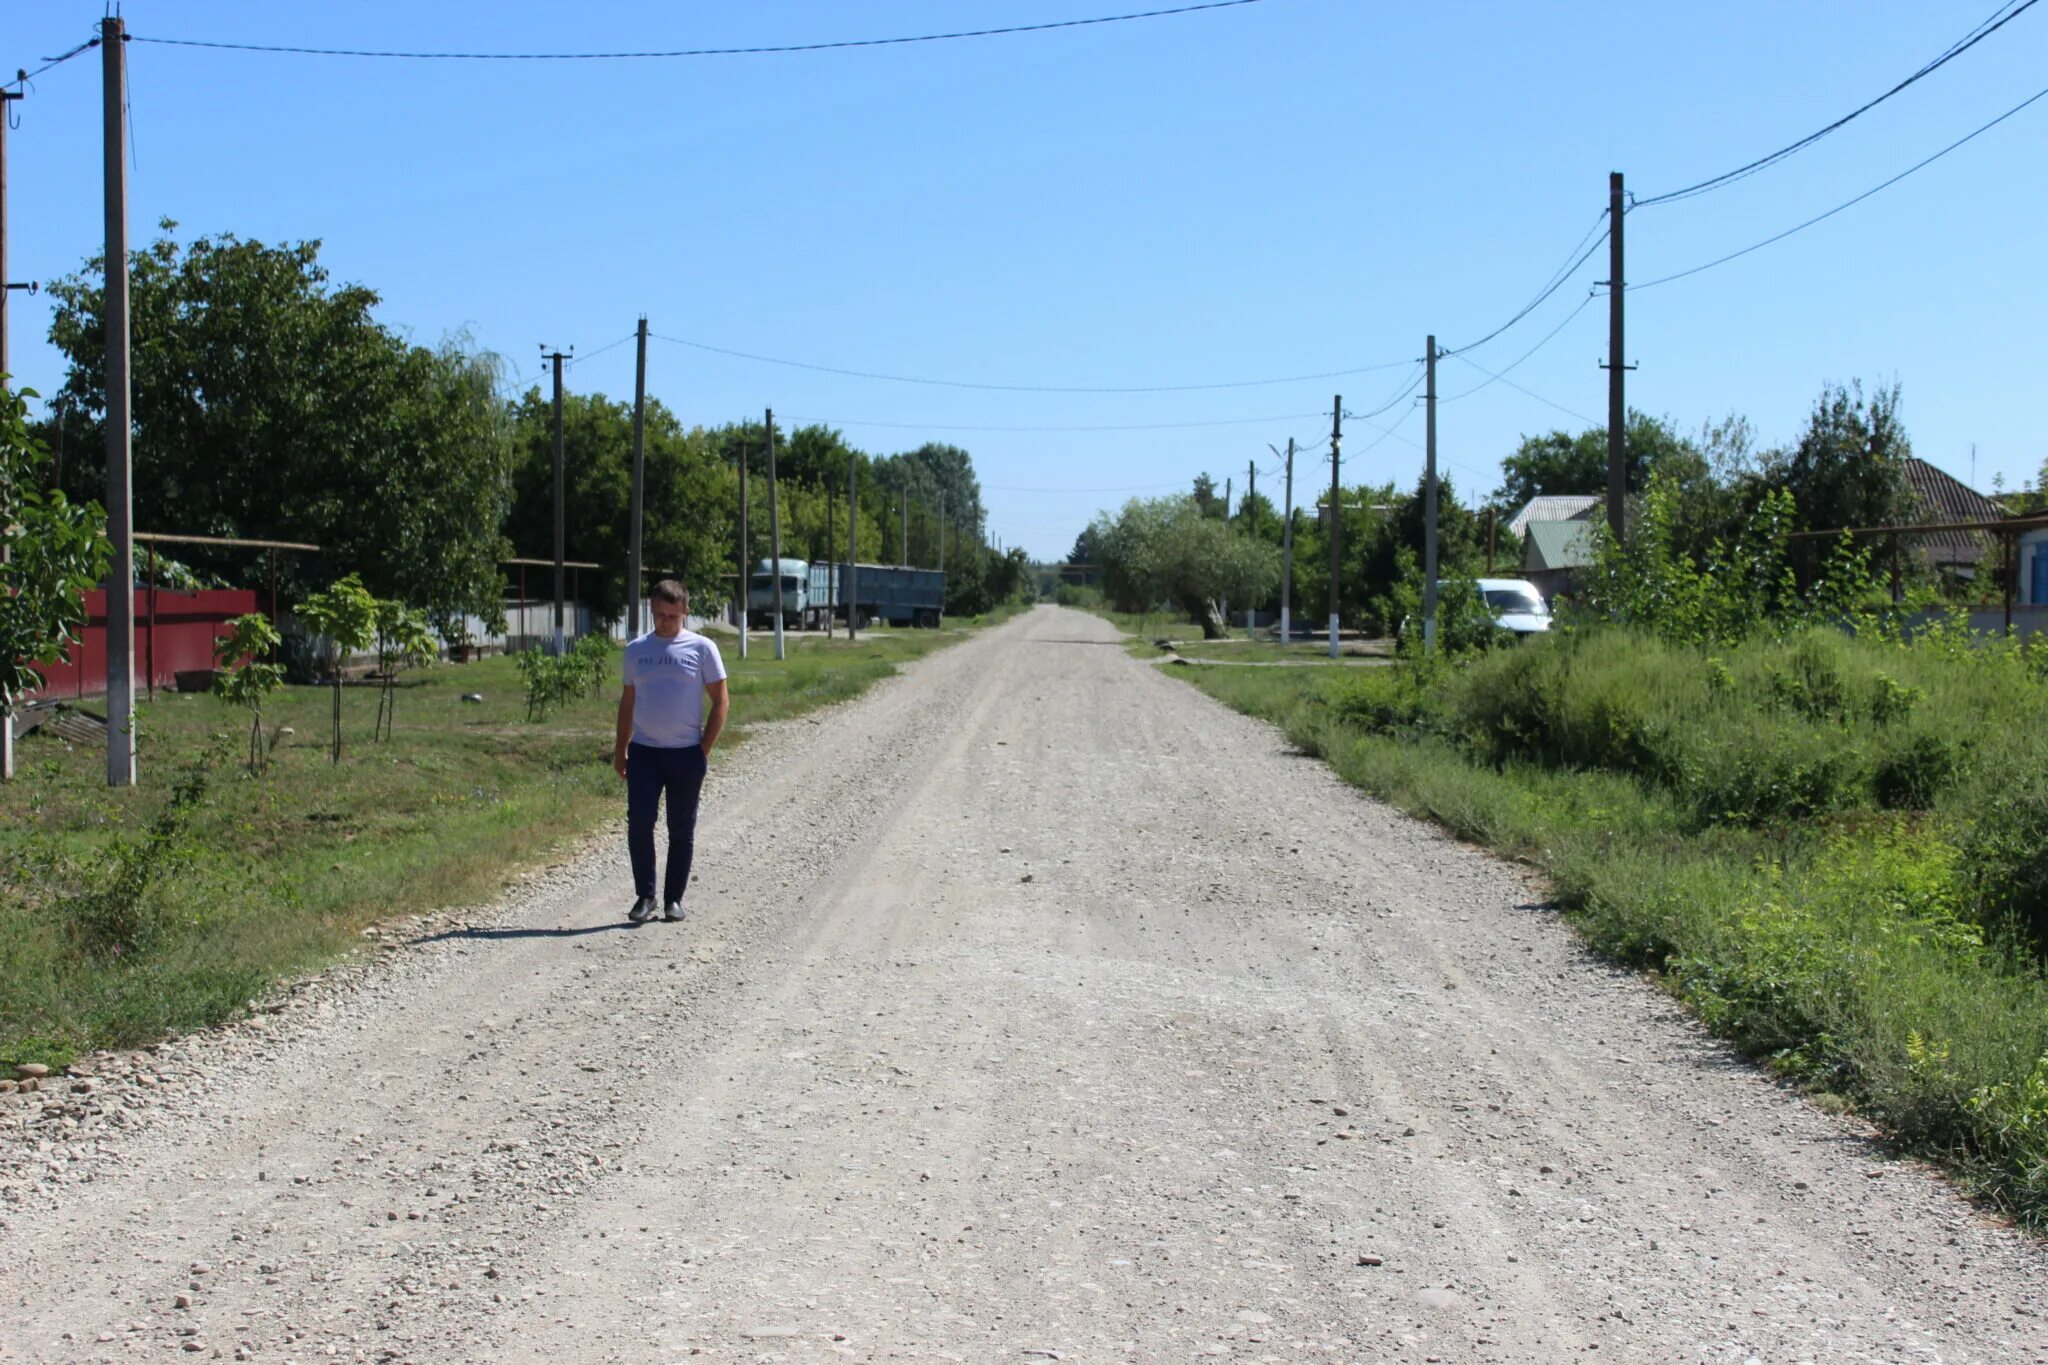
[7,1,2044,560]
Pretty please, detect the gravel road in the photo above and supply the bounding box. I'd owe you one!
[3,605,2043,1364]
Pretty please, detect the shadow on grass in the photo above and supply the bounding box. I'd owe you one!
[411,922,644,944]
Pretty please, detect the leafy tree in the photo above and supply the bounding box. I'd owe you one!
[1,383,111,778]
[210,613,284,774]
[295,574,377,763]
[370,599,437,742]
[1092,495,1281,637]
[43,223,513,624]
[1763,380,1913,539]
[1495,410,1693,512]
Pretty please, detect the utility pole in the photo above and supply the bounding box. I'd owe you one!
[901,490,908,566]
[737,434,750,659]
[1,83,20,781]
[847,459,860,640]
[542,346,570,653]
[1274,438,1294,647]
[1245,459,1257,636]
[1424,336,1439,654]
[1604,170,1628,542]
[627,318,648,639]
[1486,507,1497,574]
[103,18,136,787]
[765,407,784,661]
[1221,475,1232,629]
[1327,396,1342,661]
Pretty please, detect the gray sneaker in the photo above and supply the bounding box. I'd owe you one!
[662,901,686,922]
[627,896,657,924]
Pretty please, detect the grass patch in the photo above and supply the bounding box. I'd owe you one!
[0,621,986,1069]
[1160,638,2048,1230]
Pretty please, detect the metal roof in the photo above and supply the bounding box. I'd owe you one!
[1507,494,1601,539]
[1523,518,1598,571]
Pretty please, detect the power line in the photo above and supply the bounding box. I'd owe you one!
[651,333,1412,394]
[985,478,1191,493]
[128,1,1265,61]
[9,35,101,90]
[1441,213,1609,357]
[566,333,636,368]
[1633,0,2042,207]
[1446,351,1599,427]
[1633,80,2048,292]
[1440,290,1597,403]
[785,409,1331,433]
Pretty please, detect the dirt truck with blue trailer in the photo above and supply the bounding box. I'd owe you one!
[746,558,810,630]
[804,562,946,630]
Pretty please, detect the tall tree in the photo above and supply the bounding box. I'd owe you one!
[1495,410,1691,512]
[1764,380,1912,534]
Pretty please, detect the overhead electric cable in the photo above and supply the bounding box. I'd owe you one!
[652,333,1411,394]
[1446,352,1599,427]
[1633,80,2048,291]
[1441,213,1609,357]
[784,409,1330,433]
[984,478,1192,493]
[566,333,636,367]
[1441,291,1597,403]
[128,1,1264,60]
[1634,0,2041,207]
[10,35,100,89]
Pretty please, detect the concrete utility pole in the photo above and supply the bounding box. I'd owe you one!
[765,408,784,661]
[824,478,836,639]
[1274,438,1294,647]
[627,318,648,639]
[737,435,749,659]
[1,83,20,782]
[901,491,908,566]
[542,347,570,653]
[1221,475,1232,628]
[1604,170,1627,542]
[103,18,136,787]
[1424,336,1440,655]
[1327,395,1342,661]
[1245,459,1257,636]
[846,460,860,641]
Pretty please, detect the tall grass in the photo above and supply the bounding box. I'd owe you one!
[1176,635,2048,1228]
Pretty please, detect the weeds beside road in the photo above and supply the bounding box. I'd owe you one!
[0,615,1014,1071]
[1165,625,2048,1230]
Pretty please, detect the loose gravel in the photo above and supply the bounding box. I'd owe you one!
[2,605,2042,1364]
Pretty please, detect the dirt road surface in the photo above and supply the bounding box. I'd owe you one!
[3,606,2043,1364]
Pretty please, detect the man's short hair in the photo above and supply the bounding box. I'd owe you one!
[651,579,689,606]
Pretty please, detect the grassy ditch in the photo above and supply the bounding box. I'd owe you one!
[0,620,996,1069]
[1168,627,2048,1229]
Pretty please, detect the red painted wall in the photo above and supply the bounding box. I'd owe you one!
[27,588,262,702]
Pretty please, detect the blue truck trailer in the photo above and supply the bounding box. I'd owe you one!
[805,562,946,630]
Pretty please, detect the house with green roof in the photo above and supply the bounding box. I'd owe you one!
[1523,518,1598,603]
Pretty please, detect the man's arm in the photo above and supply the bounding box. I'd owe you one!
[700,679,730,756]
[613,685,635,779]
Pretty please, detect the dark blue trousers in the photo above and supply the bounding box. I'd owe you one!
[626,742,707,905]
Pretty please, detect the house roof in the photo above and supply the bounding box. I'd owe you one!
[1903,457,2003,564]
[1523,518,1598,572]
[1507,494,1602,539]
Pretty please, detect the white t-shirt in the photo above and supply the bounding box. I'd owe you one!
[622,630,727,748]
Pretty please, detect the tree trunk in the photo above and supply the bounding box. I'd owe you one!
[1180,594,1226,640]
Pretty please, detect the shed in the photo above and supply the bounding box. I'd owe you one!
[1506,494,1602,540]
[1523,519,1599,603]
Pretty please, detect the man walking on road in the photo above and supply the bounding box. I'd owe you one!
[614,580,729,924]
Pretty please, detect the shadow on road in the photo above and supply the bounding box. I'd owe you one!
[411,923,642,945]
[1033,638,1131,646]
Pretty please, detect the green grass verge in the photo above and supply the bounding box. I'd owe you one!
[1,619,998,1069]
[1164,653,2048,1231]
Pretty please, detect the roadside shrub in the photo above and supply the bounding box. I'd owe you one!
[1872,729,1963,811]
[1318,666,1440,737]
[1957,762,2048,953]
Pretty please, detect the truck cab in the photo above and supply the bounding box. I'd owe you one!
[747,558,810,630]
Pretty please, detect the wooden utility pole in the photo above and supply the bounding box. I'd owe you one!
[1,83,19,781]
[627,318,648,639]
[1424,336,1439,654]
[847,460,860,640]
[737,435,749,659]
[543,347,570,653]
[1605,170,1628,542]
[765,407,785,661]
[1486,507,1497,574]
[1327,396,1342,661]
[103,18,136,787]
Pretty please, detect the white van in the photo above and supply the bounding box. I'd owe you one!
[1476,577,1551,635]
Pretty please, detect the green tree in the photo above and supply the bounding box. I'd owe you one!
[1,384,111,776]
[295,574,377,763]
[370,599,437,742]
[1093,495,1281,637]
[1495,410,1693,512]
[1763,380,1913,538]
[43,223,513,624]
[210,613,284,774]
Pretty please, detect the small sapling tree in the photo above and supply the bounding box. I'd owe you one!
[371,598,437,741]
[210,613,284,773]
[1,383,111,780]
[295,573,377,763]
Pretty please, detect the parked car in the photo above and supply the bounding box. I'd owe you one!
[1476,577,1551,635]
